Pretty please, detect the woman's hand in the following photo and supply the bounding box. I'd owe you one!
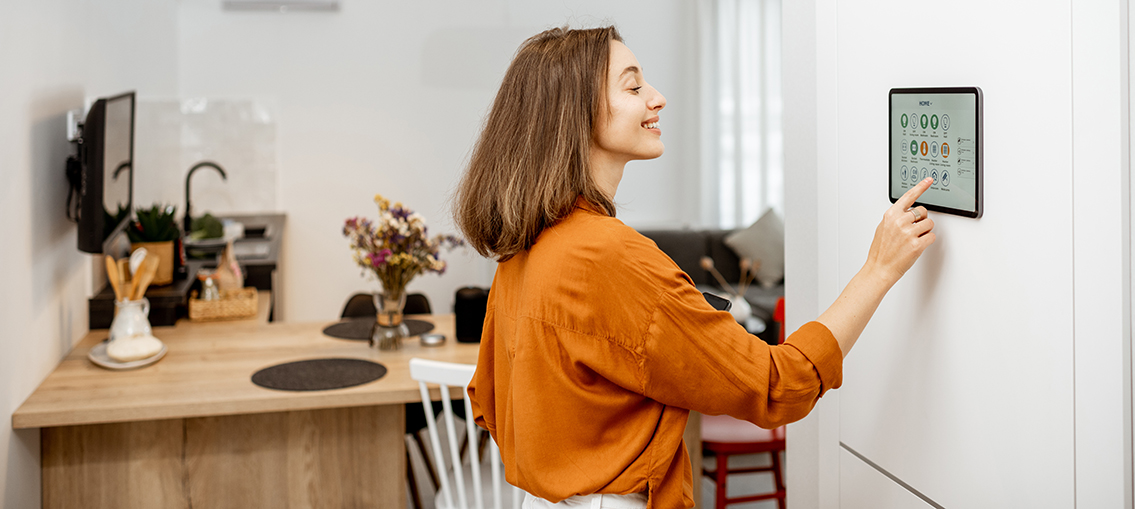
[864,177,936,288]
[816,177,936,357]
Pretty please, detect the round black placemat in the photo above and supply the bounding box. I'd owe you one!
[321,318,435,341]
[251,358,387,391]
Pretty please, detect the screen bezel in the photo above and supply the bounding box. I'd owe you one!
[101,92,135,253]
[888,87,983,219]
[77,91,136,254]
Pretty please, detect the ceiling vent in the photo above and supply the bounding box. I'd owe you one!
[223,0,339,12]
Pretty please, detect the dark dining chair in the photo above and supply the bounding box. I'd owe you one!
[341,292,432,317]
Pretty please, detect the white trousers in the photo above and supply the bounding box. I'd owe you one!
[522,491,648,509]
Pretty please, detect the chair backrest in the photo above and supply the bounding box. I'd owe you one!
[341,293,375,318]
[341,292,432,318]
[409,358,521,509]
[405,293,432,314]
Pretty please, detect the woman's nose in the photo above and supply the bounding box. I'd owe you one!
[648,86,666,111]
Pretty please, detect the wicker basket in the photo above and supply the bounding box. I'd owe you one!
[189,287,259,322]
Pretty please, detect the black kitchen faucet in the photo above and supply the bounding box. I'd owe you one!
[184,161,228,234]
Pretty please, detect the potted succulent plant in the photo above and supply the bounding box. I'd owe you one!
[128,204,181,285]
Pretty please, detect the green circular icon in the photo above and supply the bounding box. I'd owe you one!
[901,114,908,128]
[920,114,929,129]
[910,140,918,155]
[930,114,939,130]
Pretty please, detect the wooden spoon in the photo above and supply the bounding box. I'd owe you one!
[132,255,160,301]
[129,247,148,276]
[105,255,123,302]
[118,258,130,296]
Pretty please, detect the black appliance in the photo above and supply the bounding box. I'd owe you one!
[454,286,489,343]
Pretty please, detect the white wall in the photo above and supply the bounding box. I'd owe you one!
[785,0,1130,507]
[0,1,180,507]
[1,4,699,506]
[175,0,702,321]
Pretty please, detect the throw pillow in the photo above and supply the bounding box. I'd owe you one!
[723,209,784,289]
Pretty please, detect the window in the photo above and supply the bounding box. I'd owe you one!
[701,0,783,229]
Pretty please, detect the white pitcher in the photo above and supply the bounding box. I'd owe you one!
[109,298,152,343]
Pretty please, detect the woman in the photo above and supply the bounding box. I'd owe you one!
[456,26,935,509]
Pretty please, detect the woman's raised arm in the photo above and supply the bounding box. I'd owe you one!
[817,177,936,357]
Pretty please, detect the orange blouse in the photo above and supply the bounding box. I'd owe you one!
[468,200,843,509]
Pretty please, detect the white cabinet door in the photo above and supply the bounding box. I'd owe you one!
[840,447,938,509]
[828,1,1076,507]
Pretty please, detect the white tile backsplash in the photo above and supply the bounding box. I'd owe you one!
[134,98,278,221]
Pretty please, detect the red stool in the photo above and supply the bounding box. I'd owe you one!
[701,416,786,509]
[773,296,786,345]
[701,296,789,509]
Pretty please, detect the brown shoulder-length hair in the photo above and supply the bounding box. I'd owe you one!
[454,26,622,261]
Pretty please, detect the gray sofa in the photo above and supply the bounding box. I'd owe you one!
[638,228,784,344]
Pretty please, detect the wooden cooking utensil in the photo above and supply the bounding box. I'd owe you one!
[105,255,123,302]
[117,258,130,296]
[129,247,147,276]
[126,259,139,301]
[132,255,160,301]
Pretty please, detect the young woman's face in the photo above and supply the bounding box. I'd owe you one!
[592,41,667,165]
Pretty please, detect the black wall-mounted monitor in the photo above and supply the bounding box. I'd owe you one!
[77,91,135,253]
[889,87,983,218]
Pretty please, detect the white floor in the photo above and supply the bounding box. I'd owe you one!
[404,418,783,509]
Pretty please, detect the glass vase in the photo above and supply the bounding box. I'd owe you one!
[371,291,409,350]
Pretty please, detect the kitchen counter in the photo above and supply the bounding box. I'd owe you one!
[13,314,472,429]
[14,314,477,508]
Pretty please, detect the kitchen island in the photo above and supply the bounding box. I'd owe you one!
[14,312,477,508]
[14,311,703,508]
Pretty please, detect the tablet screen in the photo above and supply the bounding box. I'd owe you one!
[889,87,982,218]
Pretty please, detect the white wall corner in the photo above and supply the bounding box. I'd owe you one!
[1073,0,1131,506]
[783,0,841,507]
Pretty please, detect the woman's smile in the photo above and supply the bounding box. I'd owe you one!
[642,117,661,135]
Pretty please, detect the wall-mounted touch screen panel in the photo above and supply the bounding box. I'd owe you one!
[889,87,982,218]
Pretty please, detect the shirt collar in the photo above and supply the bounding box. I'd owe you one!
[574,196,606,215]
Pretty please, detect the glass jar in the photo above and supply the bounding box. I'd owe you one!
[198,271,220,300]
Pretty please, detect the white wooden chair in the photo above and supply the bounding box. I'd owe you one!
[409,358,524,509]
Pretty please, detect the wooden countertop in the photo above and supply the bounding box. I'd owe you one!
[12,314,480,430]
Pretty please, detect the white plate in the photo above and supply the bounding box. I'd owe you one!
[88,340,167,370]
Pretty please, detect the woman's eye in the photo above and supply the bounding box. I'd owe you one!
[630,86,643,94]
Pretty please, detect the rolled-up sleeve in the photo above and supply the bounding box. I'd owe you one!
[641,284,842,428]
